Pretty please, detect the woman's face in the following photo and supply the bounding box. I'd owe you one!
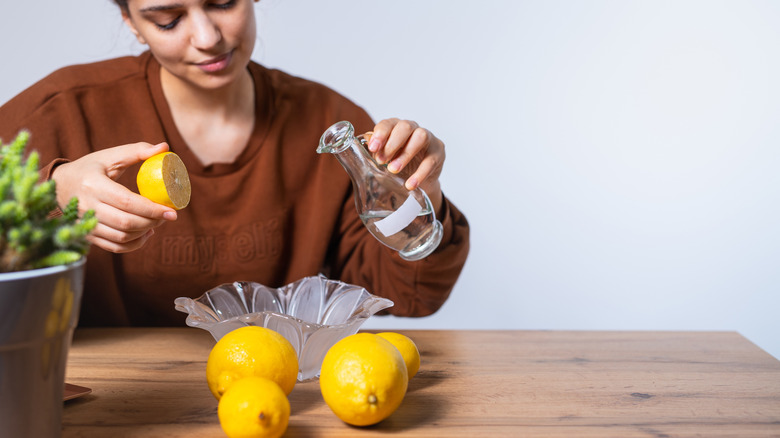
[122,0,257,90]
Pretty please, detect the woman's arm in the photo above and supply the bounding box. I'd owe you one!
[50,142,178,253]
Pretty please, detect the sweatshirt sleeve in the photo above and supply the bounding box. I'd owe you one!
[1,55,152,177]
[0,72,83,179]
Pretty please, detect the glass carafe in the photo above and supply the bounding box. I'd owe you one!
[317,121,443,261]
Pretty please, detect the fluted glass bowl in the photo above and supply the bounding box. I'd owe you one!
[174,276,393,381]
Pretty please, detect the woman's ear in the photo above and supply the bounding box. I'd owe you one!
[122,11,147,45]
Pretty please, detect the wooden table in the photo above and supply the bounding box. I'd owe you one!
[63,328,780,437]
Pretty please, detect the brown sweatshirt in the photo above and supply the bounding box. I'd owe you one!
[0,52,470,326]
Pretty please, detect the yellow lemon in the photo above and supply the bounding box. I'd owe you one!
[377,332,420,379]
[136,151,191,210]
[218,376,290,438]
[206,326,298,399]
[319,333,408,426]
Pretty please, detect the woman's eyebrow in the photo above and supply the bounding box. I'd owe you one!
[139,3,185,13]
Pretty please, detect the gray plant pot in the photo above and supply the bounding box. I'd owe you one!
[0,258,86,438]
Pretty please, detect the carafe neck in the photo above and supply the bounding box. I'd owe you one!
[317,121,377,180]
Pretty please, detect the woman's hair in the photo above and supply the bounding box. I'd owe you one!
[113,0,129,14]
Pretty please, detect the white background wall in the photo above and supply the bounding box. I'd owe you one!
[2,1,778,359]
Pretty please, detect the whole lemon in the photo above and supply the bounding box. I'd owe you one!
[319,333,408,426]
[377,332,420,379]
[218,376,290,438]
[206,326,298,399]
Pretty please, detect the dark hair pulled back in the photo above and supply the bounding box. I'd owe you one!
[113,0,129,14]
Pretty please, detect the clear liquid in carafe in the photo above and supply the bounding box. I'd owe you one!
[360,204,438,257]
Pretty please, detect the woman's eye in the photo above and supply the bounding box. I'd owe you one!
[211,0,237,10]
[156,16,181,31]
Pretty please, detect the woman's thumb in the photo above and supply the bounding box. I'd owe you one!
[101,142,170,180]
[138,142,170,161]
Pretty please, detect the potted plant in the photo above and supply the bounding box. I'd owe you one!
[0,131,97,437]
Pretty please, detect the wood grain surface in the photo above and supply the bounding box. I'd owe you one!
[63,328,780,437]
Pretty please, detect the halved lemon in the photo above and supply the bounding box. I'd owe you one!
[137,151,191,210]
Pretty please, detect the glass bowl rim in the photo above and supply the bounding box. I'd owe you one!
[174,276,394,332]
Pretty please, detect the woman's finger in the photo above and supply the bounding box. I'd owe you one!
[89,221,157,245]
[87,229,155,253]
[387,127,432,174]
[375,120,419,164]
[94,180,176,222]
[405,153,442,190]
[94,141,170,180]
[91,197,168,234]
[367,118,398,153]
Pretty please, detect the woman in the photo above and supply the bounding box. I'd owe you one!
[0,0,469,326]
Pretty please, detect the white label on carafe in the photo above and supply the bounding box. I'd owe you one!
[375,194,422,237]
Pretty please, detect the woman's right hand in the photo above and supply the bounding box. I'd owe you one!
[51,142,178,253]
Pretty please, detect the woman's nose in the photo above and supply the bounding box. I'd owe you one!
[190,12,222,49]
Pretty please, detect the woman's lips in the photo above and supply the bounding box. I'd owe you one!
[196,51,233,73]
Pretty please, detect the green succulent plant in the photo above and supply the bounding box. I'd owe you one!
[0,131,97,273]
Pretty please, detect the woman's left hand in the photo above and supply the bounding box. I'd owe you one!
[366,118,445,214]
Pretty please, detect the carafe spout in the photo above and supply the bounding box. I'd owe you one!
[317,121,354,154]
